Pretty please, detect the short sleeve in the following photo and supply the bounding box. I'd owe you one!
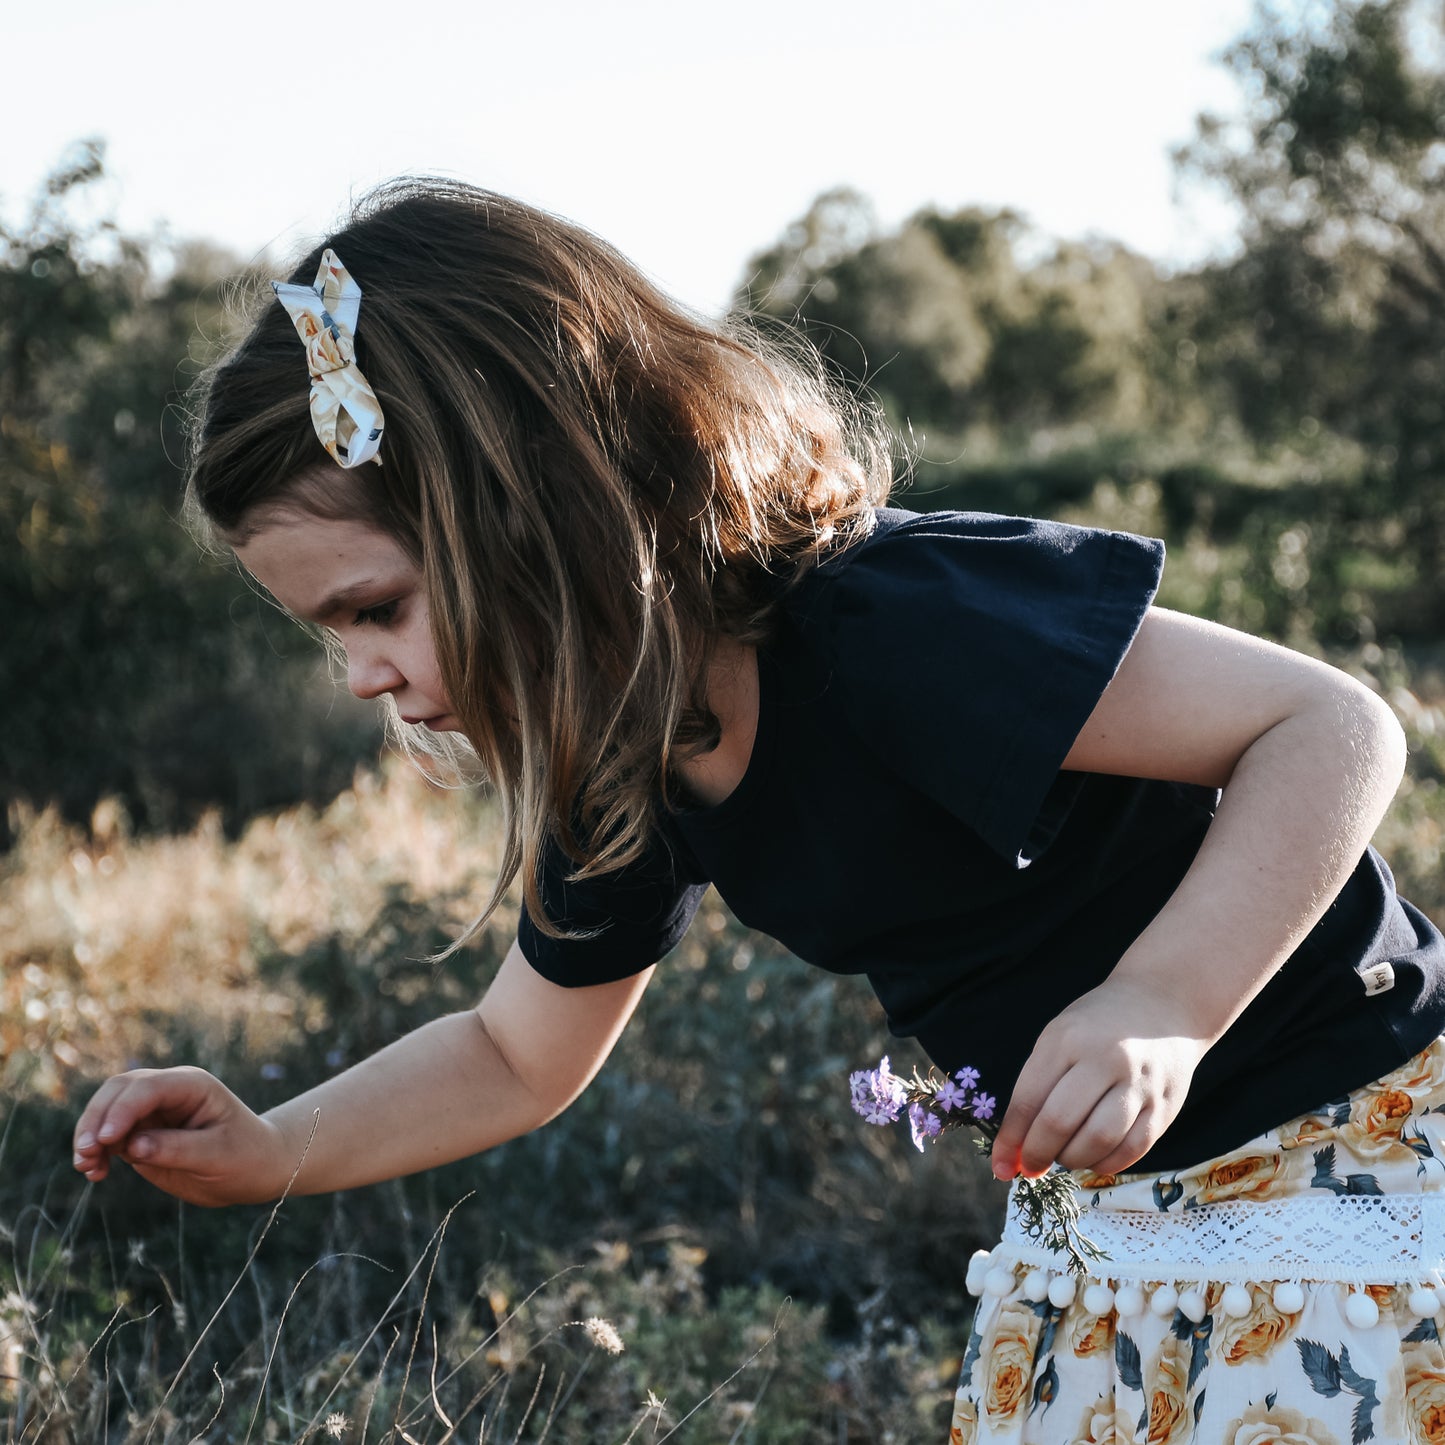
[817,510,1165,867]
[517,825,709,986]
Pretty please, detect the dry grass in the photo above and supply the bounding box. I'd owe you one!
[13,686,1440,1441]
[0,759,980,1442]
[1,763,508,1099]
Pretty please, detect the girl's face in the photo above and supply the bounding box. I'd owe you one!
[235,515,461,732]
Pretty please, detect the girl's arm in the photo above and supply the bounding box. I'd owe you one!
[990,606,1407,1181]
[72,943,653,1206]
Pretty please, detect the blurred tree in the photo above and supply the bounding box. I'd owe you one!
[736,193,1163,448]
[1,142,381,836]
[730,1,1445,642]
[1177,0,1445,607]
[739,189,996,427]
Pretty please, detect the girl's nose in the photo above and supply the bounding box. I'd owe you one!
[347,649,405,701]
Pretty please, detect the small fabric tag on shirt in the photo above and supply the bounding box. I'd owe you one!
[1362,961,1396,997]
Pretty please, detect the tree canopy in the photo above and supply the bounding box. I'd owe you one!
[4,1,1443,831]
[1,142,380,835]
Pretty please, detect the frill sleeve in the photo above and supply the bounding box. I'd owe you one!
[816,511,1165,867]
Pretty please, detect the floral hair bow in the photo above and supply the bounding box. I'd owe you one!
[271,248,384,468]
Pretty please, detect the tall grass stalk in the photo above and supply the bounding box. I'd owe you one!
[72,751,1445,1434]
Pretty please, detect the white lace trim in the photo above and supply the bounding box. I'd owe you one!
[999,1190,1445,1284]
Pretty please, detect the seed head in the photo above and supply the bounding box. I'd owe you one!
[582,1316,625,1354]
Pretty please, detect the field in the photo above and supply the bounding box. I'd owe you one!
[1,762,998,1443]
[5,642,1445,1443]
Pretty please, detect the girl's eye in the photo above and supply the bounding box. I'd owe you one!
[354,600,399,627]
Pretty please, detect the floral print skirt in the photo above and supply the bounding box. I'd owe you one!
[950,1038,1445,1444]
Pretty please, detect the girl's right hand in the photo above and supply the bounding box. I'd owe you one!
[72,1067,295,1207]
[989,978,1207,1180]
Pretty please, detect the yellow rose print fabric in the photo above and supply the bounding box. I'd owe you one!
[271,249,385,469]
[950,1037,1445,1444]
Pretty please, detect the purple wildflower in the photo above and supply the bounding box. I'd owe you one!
[875,1056,907,1105]
[909,1103,944,1151]
[851,1061,907,1125]
[862,1093,903,1126]
[842,1057,1098,1274]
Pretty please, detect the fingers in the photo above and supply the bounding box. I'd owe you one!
[990,1093,1042,1181]
[991,1046,1080,1179]
[997,1059,1183,1180]
[72,1068,282,1207]
[73,1067,220,1182]
[991,983,1203,1181]
[123,1123,220,1174]
[1054,1089,1160,1173]
[1000,1067,1118,1179]
[996,1062,1154,1180]
[73,1071,146,1181]
[1081,1105,1167,1177]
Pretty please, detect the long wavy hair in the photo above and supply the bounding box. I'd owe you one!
[188,179,893,940]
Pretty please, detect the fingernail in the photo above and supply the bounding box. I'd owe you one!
[73,1153,86,1169]
[130,1135,152,1160]
[76,1132,94,1150]
[98,1123,119,1141]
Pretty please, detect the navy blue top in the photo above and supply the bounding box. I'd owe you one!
[518,508,1445,1170]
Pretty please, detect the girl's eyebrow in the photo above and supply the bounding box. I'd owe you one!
[309,578,391,624]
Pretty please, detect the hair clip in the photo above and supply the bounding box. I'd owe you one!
[271,248,384,468]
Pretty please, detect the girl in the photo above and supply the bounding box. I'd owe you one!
[72,179,1445,1444]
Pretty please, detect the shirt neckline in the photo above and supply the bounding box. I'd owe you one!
[669,645,776,832]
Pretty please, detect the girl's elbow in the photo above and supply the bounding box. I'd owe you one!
[1344,679,1408,790]
[1379,698,1408,789]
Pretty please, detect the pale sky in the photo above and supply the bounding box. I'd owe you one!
[3,0,1257,312]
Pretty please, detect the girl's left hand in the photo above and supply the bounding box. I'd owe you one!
[989,979,1207,1180]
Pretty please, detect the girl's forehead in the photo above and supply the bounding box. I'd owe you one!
[234,514,415,624]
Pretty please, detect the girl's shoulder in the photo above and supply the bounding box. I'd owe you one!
[779,507,1167,868]
[799,505,1166,643]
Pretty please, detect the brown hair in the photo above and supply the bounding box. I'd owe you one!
[188,178,892,940]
